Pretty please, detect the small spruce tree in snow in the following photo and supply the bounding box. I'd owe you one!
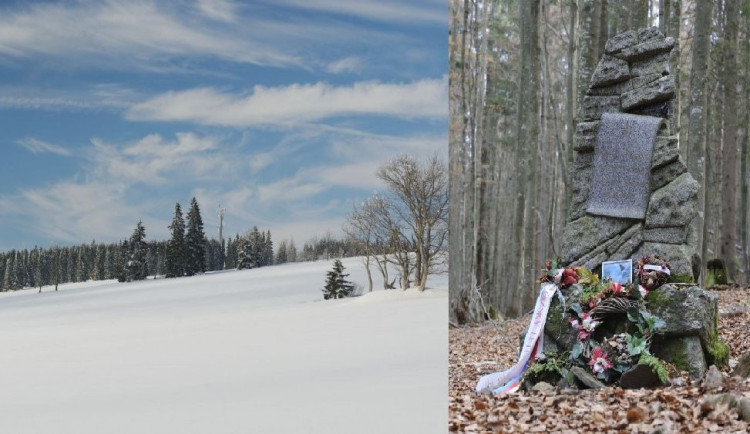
[165,202,185,278]
[185,197,207,276]
[126,221,148,281]
[322,259,353,300]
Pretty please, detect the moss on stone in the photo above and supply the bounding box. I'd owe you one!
[668,273,694,284]
[645,288,670,311]
[639,353,669,383]
[667,338,690,371]
[544,303,566,338]
[705,330,730,368]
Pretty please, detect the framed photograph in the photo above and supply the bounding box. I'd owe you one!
[601,259,633,285]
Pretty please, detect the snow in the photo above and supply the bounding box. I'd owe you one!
[0,257,447,433]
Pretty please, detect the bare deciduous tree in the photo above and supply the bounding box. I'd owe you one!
[376,154,449,290]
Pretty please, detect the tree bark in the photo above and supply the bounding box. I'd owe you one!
[517,0,541,311]
[631,0,648,29]
[686,0,713,284]
[448,0,490,324]
[720,0,740,282]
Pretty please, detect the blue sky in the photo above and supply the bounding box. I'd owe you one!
[0,0,447,250]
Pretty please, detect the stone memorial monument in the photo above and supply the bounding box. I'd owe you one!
[538,28,727,384]
[562,27,698,280]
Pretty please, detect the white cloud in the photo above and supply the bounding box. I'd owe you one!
[0,127,445,248]
[269,0,446,25]
[196,0,237,22]
[16,138,72,156]
[89,132,233,185]
[326,57,364,74]
[0,181,143,244]
[126,77,448,127]
[0,0,301,69]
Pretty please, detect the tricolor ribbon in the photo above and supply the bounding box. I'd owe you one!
[475,282,558,395]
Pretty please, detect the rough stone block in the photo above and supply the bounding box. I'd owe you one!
[643,227,688,244]
[629,73,664,89]
[562,215,633,263]
[630,52,670,77]
[590,55,630,88]
[586,80,632,96]
[647,285,719,364]
[620,363,667,389]
[568,170,593,222]
[651,136,679,169]
[646,172,698,228]
[621,75,675,110]
[616,37,675,62]
[608,226,644,260]
[568,153,594,222]
[637,27,665,42]
[573,121,599,152]
[605,30,638,55]
[579,95,621,121]
[627,100,674,119]
[652,335,707,380]
[650,157,687,190]
[571,239,614,269]
[606,223,643,255]
[633,242,693,277]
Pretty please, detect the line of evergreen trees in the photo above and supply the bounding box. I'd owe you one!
[0,198,376,292]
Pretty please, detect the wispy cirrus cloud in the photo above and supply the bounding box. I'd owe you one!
[126,77,447,127]
[196,0,237,23]
[0,0,301,69]
[268,0,446,25]
[16,138,72,157]
[326,57,364,74]
[89,132,235,186]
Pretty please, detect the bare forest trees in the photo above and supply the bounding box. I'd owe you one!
[347,155,448,292]
[450,0,750,323]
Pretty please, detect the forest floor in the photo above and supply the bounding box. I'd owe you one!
[449,288,750,433]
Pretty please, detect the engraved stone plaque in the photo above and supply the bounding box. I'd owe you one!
[586,113,662,219]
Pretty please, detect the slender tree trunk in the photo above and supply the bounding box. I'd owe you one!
[577,0,597,120]
[517,0,541,311]
[631,0,648,29]
[719,0,739,282]
[667,0,680,135]
[741,8,750,285]
[659,0,668,34]
[686,0,713,284]
[448,0,491,323]
[597,0,608,60]
[618,0,630,33]
[564,0,579,223]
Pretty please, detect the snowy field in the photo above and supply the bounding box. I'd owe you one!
[0,257,448,433]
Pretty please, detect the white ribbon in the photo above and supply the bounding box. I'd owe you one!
[475,283,558,394]
[643,264,670,275]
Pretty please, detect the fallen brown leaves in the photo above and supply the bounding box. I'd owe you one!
[449,288,750,433]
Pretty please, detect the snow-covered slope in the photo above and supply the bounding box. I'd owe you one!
[0,257,447,434]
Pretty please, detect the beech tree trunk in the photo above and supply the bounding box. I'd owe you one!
[719,0,739,282]
[686,0,713,284]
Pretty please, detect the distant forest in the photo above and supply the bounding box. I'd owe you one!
[0,223,366,292]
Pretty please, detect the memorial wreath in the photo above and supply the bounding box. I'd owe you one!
[476,256,673,394]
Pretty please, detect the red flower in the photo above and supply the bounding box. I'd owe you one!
[588,347,613,374]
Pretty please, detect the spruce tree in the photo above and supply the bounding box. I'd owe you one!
[185,197,206,276]
[322,259,353,300]
[264,230,273,266]
[165,202,185,278]
[126,221,148,281]
[275,240,287,264]
[116,241,128,282]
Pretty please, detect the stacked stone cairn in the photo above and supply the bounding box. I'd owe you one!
[536,28,728,387]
